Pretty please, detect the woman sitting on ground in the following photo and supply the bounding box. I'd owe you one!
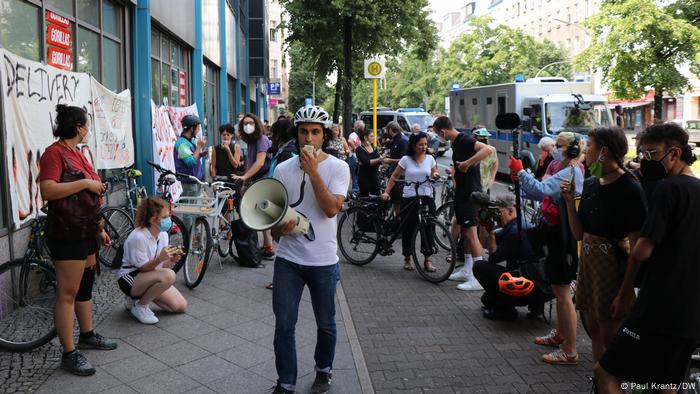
[118,197,187,324]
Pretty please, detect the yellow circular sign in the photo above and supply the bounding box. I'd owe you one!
[367,62,382,76]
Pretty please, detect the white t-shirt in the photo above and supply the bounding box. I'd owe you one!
[273,154,350,266]
[119,227,168,276]
[347,132,360,158]
[398,155,437,198]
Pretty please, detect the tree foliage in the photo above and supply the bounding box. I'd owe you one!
[576,0,700,120]
[286,41,334,113]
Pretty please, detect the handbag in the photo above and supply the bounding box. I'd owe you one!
[46,156,102,241]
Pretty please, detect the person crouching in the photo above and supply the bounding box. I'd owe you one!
[118,197,187,324]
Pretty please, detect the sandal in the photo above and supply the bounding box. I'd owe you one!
[542,348,578,365]
[534,329,564,347]
[423,259,437,272]
[265,283,273,290]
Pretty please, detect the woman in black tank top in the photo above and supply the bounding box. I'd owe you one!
[210,124,241,178]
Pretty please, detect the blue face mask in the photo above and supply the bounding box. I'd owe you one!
[159,217,172,232]
[552,148,565,163]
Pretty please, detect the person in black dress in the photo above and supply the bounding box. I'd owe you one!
[356,128,382,196]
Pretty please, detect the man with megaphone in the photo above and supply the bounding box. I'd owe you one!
[252,105,350,394]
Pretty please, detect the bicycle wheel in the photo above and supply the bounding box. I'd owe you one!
[0,259,57,352]
[681,348,700,394]
[216,228,231,258]
[99,207,135,269]
[434,201,454,250]
[184,217,211,289]
[337,207,379,266]
[170,215,190,273]
[411,218,457,283]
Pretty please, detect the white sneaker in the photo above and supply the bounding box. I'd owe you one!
[448,269,470,281]
[131,303,159,324]
[124,296,135,311]
[456,278,484,291]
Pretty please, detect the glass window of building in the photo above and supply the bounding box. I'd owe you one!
[77,0,99,26]
[151,28,190,106]
[203,61,219,139]
[78,26,101,76]
[0,0,42,61]
[46,0,73,14]
[270,21,277,42]
[228,77,235,123]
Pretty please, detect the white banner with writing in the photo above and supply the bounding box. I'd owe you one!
[91,78,134,169]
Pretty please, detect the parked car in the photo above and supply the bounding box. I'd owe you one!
[359,108,450,156]
[669,119,700,147]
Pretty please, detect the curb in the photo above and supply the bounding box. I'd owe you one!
[336,279,374,394]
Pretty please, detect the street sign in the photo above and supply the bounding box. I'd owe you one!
[304,96,313,107]
[268,81,281,95]
[574,73,585,82]
[451,82,460,90]
[364,59,385,79]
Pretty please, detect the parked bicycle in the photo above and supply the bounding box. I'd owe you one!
[337,177,457,283]
[148,161,240,289]
[0,216,57,351]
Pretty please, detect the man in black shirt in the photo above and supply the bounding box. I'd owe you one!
[433,116,495,291]
[596,123,700,391]
[382,121,408,216]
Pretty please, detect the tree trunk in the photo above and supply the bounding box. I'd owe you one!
[342,16,353,137]
[333,65,343,124]
[653,90,663,123]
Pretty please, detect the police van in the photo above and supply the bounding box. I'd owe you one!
[448,77,614,175]
[359,108,449,155]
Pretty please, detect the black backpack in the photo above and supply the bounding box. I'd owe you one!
[231,219,263,268]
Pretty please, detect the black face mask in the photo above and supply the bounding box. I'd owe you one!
[640,150,672,181]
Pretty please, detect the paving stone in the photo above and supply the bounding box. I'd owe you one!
[206,368,275,394]
[35,366,121,394]
[128,368,201,394]
[187,330,248,353]
[148,340,211,366]
[122,328,181,352]
[175,355,242,384]
[217,340,273,369]
[101,354,169,382]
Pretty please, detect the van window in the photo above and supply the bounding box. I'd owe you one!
[361,114,393,130]
[397,117,409,132]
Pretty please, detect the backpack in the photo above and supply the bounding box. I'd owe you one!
[268,140,298,177]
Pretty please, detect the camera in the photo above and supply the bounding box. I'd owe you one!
[470,191,501,230]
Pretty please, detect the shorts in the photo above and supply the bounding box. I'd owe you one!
[543,224,577,285]
[47,237,98,261]
[453,198,478,228]
[599,324,699,385]
[117,270,140,298]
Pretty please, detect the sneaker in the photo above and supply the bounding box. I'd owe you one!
[456,278,483,291]
[534,328,565,347]
[262,248,275,260]
[131,303,159,324]
[448,268,470,281]
[310,371,332,394]
[78,332,117,350]
[61,351,96,376]
[542,348,579,365]
[124,296,135,311]
[270,383,295,394]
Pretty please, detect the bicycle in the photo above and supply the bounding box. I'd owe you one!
[337,177,457,283]
[99,165,146,268]
[0,216,57,351]
[148,162,240,289]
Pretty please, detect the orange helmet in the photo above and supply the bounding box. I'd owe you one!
[498,272,534,297]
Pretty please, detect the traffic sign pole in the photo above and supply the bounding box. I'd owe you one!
[373,78,378,145]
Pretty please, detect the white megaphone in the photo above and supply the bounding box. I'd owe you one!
[239,178,312,238]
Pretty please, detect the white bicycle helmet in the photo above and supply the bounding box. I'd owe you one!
[294,105,331,127]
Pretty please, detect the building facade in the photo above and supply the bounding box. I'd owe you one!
[266,0,288,120]
[0,0,270,262]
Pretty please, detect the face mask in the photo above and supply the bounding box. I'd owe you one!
[552,148,565,163]
[222,138,231,145]
[159,217,172,232]
[243,124,255,135]
[588,161,603,177]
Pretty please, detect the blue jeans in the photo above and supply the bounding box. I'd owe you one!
[346,156,359,194]
[273,257,339,390]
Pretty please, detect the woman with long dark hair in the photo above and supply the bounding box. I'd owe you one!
[560,127,646,364]
[381,133,438,272]
[232,113,274,261]
[39,105,117,376]
[355,128,382,197]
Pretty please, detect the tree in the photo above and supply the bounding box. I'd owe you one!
[576,0,700,121]
[436,16,572,91]
[286,42,334,113]
[280,0,437,132]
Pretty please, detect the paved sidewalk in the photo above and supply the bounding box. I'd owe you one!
[340,254,595,394]
[36,259,365,394]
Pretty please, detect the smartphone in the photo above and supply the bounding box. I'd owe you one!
[569,165,576,193]
[303,144,315,155]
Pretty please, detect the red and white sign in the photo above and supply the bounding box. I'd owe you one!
[47,25,72,49]
[178,71,187,106]
[46,10,70,28]
[47,47,73,70]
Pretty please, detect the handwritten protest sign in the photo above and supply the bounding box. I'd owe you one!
[91,78,134,169]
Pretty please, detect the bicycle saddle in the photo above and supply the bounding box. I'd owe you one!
[127,169,142,178]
